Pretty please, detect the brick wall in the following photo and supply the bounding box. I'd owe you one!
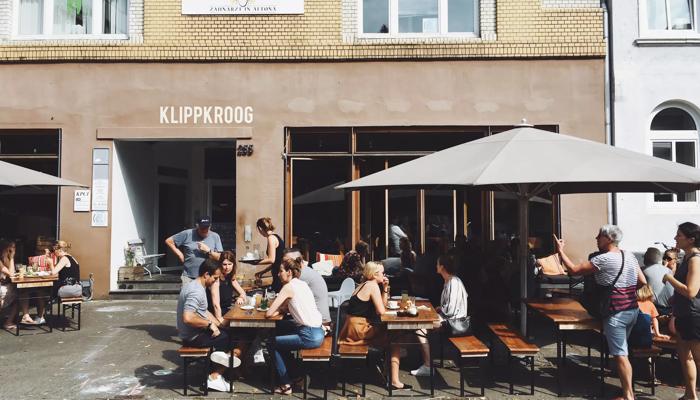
[0,0,605,61]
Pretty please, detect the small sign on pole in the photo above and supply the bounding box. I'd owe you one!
[74,189,91,212]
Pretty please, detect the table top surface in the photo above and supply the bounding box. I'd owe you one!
[380,300,440,325]
[10,274,58,284]
[525,297,596,324]
[223,303,283,323]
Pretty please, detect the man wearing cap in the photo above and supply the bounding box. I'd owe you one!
[166,216,224,285]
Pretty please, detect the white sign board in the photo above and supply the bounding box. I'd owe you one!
[182,0,303,15]
[92,164,109,211]
[74,190,91,212]
[92,211,109,227]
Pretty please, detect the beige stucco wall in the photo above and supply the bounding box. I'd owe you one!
[0,59,606,297]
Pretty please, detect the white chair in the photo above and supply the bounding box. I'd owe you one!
[128,239,165,278]
[328,278,355,308]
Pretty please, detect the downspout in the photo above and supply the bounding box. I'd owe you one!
[602,0,618,225]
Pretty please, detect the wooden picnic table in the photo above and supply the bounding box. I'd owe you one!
[380,300,440,396]
[223,303,284,394]
[239,276,273,293]
[9,274,58,336]
[525,297,602,396]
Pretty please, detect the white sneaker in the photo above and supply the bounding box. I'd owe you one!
[34,317,46,325]
[410,365,431,376]
[253,349,265,364]
[207,375,232,392]
[210,351,241,368]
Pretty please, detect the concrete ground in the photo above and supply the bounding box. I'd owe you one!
[0,299,688,399]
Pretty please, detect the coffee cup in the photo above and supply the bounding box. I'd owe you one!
[248,296,256,307]
[388,300,398,309]
[408,306,418,316]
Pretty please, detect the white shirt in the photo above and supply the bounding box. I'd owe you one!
[440,276,469,321]
[287,278,323,328]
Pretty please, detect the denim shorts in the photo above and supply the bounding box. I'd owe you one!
[603,308,638,356]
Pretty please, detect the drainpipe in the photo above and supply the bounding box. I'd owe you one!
[602,0,617,225]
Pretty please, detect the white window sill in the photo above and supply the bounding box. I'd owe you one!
[10,34,129,41]
[357,32,480,40]
[636,37,700,46]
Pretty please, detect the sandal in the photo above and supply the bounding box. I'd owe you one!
[20,316,35,325]
[274,385,292,395]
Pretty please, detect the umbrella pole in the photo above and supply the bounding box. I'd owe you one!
[518,195,529,336]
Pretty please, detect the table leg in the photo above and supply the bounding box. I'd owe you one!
[269,334,276,394]
[556,327,562,396]
[386,339,392,397]
[430,350,434,396]
[228,331,234,394]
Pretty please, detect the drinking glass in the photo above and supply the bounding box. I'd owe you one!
[255,293,262,308]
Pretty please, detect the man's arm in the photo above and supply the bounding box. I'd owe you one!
[554,234,596,276]
[165,236,185,263]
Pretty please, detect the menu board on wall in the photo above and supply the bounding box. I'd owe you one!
[182,0,303,15]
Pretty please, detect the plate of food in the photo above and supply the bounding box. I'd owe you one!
[239,305,254,310]
[386,304,400,310]
[256,307,269,312]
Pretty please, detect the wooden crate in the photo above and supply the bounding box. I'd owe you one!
[118,266,145,281]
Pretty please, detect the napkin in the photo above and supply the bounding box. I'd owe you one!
[417,305,430,310]
[385,311,398,316]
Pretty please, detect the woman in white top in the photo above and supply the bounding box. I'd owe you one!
[266,257,324,395]
[0,240,18,330]
[412,252,469,376]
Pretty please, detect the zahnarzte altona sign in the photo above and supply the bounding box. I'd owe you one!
[182,0,303,15]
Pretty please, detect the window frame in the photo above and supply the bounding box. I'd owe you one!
[638,0,700,39]
[11,0,129,40]
[357,0,480,39]
[648,105,700,208]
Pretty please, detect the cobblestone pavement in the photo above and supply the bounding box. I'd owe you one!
[0,300,686,399]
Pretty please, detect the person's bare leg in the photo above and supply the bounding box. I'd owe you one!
[36,298,46,319]
[614,355,634,400]
[391,345,404,387]
[19,299,33,323]
[416,329,430,368]
[3,302,17,327]
[679,339,699,400]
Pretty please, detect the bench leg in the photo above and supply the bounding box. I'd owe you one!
[303,371,307,400]
[77,303,81,331]
[459,358,464,398]
[430,353,434,396]
[480,357,486,397]
[183,358,188,396]
[651,357,656,396]
[530,356,535,395]
[508,353,514,395]
[205,354,210,396]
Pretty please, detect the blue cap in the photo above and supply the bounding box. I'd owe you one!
[196,216,211,228]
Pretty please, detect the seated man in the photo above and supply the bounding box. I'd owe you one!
[642,247,675,315]
[283,248,331,325]
[177,259,240,392]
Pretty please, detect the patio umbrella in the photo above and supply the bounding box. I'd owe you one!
[0,160,86,188]
[337,124,700,333]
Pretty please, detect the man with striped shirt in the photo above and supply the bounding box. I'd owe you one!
[555,225,646,400]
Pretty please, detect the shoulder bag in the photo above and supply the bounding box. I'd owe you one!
[583,251,625,319]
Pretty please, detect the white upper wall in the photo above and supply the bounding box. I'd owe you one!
[612,0,700,252]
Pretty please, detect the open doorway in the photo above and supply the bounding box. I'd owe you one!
[111,140,236,292]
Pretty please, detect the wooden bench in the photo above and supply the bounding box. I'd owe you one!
[337,343,369,397]
[630,345,662,396]
[449,336,490,397]
[55,296,83,331]
[653,335,677,351]
[178,346,211,396]
[488,324,539,395]
[299,336,333,400]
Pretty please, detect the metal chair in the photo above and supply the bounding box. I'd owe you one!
[328,278,355,308]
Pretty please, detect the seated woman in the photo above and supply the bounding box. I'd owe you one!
[208,251,246,326]
[51,240,82,299]
[0,240,18,330]
[337,240,369,283]
[338,261,411,390]
[412,251,469,376]
[265,257,324,395]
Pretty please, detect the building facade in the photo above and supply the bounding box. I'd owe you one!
[611,0,700,253]
[0,0,607,298]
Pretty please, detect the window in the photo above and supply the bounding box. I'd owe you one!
[650,106,699,203]
[640,0,699,37]
[14,0,128,37]
[360,0,479,36]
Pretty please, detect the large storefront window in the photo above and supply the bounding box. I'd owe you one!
[286,126,559,263]
[17,0,128,36]
[0,129,60,262]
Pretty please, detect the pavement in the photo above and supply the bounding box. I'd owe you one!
[0,299,688,399]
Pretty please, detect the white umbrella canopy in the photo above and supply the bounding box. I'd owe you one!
[337,125,700,333]
[337,126,700,194]
[0,160,86,188]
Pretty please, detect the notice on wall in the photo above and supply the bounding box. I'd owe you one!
[74,190,91,212]
[92,164,109,211]
[92,211,109,227]
[182,0,303,15]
